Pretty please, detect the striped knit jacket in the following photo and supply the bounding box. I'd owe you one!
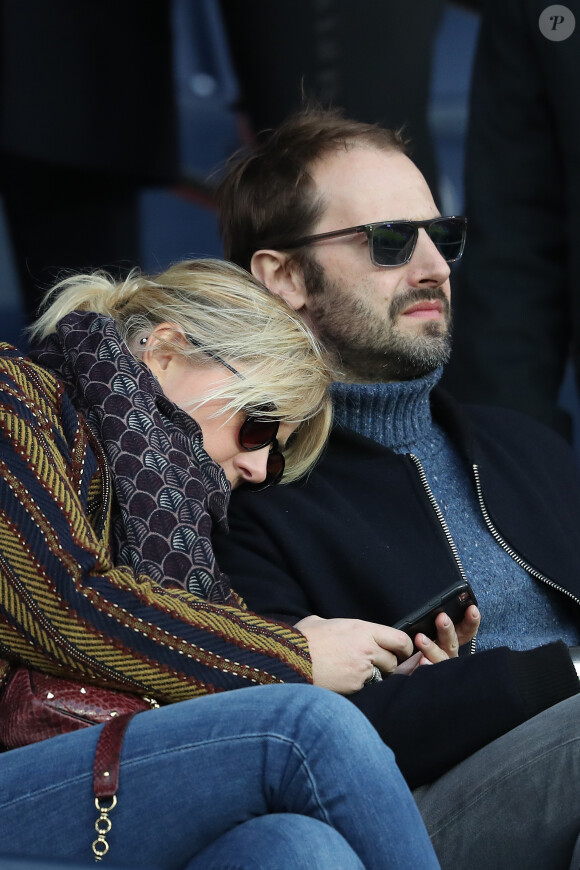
[0,343,312,701]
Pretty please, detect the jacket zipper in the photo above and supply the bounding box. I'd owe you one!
[472,463,580,608]
[408,453,476,653]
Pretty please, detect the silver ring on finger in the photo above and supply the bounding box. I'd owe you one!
[364,665,383,685]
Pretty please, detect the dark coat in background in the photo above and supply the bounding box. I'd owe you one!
[0,0,178,314]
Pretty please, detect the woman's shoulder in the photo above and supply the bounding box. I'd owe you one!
[0,343,64,412]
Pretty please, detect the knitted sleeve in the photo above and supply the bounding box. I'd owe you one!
[0,349,312,701]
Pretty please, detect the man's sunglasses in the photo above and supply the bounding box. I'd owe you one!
[283,216,467,268]
[187,336,285,490]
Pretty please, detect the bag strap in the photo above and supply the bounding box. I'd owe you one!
[92,711,140,862]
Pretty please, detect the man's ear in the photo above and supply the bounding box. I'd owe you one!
[251,250,308,311]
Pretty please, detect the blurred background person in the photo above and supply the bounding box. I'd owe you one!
[0,0,178,320]
[442,0,580,442]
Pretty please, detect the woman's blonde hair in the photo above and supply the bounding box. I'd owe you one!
[30,258,333,482]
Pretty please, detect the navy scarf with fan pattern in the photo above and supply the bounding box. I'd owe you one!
[29,310,234,603]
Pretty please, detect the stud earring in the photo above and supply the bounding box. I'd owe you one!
[140,337,148,345]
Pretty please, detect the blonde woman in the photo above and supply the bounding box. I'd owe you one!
[0,259,437,869]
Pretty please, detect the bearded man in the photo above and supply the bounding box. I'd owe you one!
[214,106,580,870]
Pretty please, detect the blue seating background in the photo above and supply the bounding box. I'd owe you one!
[1,1,578,451]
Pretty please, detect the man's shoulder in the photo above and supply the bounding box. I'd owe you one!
[227,422,405,521]
[329,392,575,469]
[462,399,559,432]
[433,387,577,462]
[228,389,580,520]
[463,400,576,459]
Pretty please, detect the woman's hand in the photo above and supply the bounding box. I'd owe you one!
[295,615,413,694]
[395,604,481,675]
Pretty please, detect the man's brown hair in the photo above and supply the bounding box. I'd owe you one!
[217,105,407,272]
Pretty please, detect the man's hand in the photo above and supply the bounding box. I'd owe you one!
[451,604,481,647]
[396,604,481,674]
[295,615,413,694]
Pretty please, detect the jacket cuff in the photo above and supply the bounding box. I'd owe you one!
[509,640,579,719]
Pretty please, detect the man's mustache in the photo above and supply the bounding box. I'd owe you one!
[389,287,450,321]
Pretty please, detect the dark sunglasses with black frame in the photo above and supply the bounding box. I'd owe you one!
[282,216,467,268]
[187,336,285,490]
[237,414,284,490]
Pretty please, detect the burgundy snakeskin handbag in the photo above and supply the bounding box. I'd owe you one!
[0,665,158,749]
[0,665,160,860]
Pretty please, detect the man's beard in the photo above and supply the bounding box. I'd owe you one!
[301,256,452,383]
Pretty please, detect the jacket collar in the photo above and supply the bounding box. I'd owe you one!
[330,383,478,466]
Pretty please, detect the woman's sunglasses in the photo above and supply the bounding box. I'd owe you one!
[187,336,285,490]
[283,216,467,268]
[238,415,285,491]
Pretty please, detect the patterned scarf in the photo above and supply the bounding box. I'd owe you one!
[29,310,234,603]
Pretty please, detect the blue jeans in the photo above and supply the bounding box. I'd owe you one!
[0,684,439,869]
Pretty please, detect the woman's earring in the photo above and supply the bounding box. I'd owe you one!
[140,337,148,345]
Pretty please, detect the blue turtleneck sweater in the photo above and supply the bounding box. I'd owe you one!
[331,369,580,651]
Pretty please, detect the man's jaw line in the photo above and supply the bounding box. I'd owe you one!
[299,273,452,383]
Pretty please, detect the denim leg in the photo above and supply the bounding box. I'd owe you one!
[184,814,365,870]
[414,693,580,870]
[0,684,438,870]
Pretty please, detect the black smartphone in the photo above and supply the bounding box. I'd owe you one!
[393,580,478,641]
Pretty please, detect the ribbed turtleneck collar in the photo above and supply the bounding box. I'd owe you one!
[330,367,443,452]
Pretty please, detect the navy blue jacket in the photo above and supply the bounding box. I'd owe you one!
[213,389,580,787]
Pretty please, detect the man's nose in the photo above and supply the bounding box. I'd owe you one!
[406,228,452,287]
